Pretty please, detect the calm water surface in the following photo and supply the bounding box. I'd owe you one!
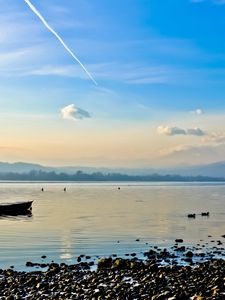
[0,181,225,270]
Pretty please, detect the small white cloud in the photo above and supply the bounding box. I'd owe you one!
[192,108,204,115]
[60,104,91,121]
[157,125,206,136]
[196,108,203,115]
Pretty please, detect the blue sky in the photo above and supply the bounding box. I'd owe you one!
[1,0,225,167]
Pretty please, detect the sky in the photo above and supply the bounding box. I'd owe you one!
[1,0,225,168]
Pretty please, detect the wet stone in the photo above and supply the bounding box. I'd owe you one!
[1,248,225,299]
[175,239,183,243]
[186,251,194,258]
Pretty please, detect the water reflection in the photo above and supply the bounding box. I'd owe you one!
[0,182,224,270]
[60,229,73,260]
[0,211,33,220]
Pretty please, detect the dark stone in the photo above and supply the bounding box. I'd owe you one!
[183,257,193,264]
[175,246,185,252]
[112,258,127,269]
[97,257,112,269]
[26,261,35,267]
[2,246,225,299]
[186,251,194,258]
[144,249,157,259]
[175,239,183,243]
[198,253,205,257]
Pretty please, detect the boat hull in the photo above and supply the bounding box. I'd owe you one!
[0,201,33,216]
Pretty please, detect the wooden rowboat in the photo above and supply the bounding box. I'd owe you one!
[0,201,33,215]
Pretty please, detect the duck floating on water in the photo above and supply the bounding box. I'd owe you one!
[201,212,209,216]
[187,213,196,218]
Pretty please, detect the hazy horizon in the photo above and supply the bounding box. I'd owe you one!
[1,1,225,167]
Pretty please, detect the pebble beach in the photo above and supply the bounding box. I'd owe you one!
[0,183,225,299]
[1,246,225,300]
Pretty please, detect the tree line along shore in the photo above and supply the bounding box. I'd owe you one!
[0,170,223,182]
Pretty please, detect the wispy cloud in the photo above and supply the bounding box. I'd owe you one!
[12,59,225,86]
[186,128,206,136]
[60,104,91,121]
[158,139,225,167]
[21,62,172,84]
[0,0,224,89]
[1,47,225,88]
[157,125,206,136]
[158,126,225,165]
[0,2,223,87]
[158,143,218,166]
[0,47,42,66]
[159,144,192,156]
[24,65,82,77]
[87,63,171,85]
[24,0,97,85]
[202,131,225,144]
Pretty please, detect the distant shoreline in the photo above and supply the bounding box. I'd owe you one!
[0,170,224,182]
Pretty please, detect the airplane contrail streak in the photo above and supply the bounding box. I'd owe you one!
[24,0,97,85]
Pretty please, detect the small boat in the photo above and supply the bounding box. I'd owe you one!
[0,201,33,216]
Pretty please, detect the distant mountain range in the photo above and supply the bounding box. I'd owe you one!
[159,162,225,178]
[0,161,225,179]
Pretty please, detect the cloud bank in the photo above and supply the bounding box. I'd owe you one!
[60,104,91,121]
[157,126,206,136]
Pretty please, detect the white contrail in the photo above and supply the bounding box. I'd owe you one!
[24,0,97,85]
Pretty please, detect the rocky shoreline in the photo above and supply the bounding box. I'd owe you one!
[1,248,225,300]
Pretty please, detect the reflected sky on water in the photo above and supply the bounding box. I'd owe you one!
[0,182,225,270]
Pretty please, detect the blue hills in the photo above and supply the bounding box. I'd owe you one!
[0,161,224,179]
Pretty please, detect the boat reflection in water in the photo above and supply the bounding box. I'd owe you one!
[0,201,33,218]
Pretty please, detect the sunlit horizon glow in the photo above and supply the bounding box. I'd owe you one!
[1,0,225,168]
